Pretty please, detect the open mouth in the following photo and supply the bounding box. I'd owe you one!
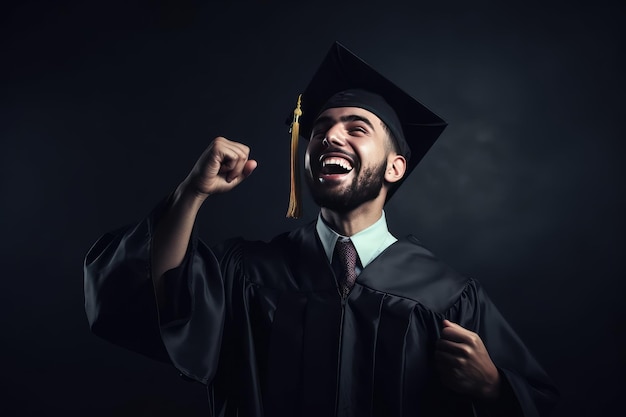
[320,156,353,175]
[317,152,357,183]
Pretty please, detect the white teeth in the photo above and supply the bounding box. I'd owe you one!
[322,157,353,171]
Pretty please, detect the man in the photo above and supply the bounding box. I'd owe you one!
[84,42,558,416]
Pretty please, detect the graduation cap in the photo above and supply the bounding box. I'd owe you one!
[286,41,447,218]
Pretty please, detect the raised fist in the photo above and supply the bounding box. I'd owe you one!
[183,136,258,199]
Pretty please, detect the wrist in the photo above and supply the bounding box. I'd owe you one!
[480,369,502,400]
[475,371,523,417]
[174,179,208,211]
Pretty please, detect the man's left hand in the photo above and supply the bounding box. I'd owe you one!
[435,319,501,399]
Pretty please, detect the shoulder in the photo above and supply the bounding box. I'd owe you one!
[208,221,319,268]
[358,235,477,313]
[207,221,331,291]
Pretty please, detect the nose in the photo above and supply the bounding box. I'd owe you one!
[323,123,346,147]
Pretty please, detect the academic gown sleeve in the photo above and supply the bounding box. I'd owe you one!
[443,280,559,417]
[83,199,227,386]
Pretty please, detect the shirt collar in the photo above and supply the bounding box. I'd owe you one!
[316,211,397,268]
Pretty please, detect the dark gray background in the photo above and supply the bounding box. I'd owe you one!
[1,1,624,416]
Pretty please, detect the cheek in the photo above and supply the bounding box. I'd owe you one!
[356,142,384,165]
[304,143,316,172]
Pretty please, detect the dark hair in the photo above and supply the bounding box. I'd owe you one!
[381,121,402,156]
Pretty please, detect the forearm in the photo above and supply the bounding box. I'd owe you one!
[151,180,207,302]
[151,136,256,305]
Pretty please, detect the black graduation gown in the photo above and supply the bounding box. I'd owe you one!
[84,206,558,417]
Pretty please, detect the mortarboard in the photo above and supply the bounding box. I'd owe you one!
[286,41,447,218]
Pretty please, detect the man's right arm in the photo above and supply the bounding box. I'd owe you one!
[151,136,257,306]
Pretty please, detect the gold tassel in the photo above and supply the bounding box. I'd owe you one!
[286,94,303,219]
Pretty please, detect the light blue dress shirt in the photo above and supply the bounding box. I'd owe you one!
[315,211,398,276]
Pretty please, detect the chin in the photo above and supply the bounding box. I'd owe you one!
[306,172,384,213]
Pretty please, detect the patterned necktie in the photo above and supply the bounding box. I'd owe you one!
[333,237,358,298]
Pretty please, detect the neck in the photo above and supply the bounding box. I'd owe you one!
[320,198,385,236]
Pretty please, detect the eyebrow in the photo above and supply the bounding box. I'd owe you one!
[312,114,376,131]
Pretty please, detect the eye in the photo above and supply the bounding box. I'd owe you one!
[348,125,368,135]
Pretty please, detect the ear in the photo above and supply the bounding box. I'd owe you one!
[384,154,406,184]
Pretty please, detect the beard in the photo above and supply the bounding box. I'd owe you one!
[306,159,388,213]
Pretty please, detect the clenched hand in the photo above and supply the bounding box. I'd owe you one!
[435,319,501,400]
[183,136,258,200]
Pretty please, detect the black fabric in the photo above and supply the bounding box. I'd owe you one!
[84,205,559,417]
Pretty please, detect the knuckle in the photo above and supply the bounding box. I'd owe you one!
[459,345,472,357]
[455,356,467,367]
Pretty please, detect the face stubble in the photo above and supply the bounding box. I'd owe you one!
[306,157,388,213]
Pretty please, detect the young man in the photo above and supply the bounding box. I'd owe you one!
[84,42,558,416]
